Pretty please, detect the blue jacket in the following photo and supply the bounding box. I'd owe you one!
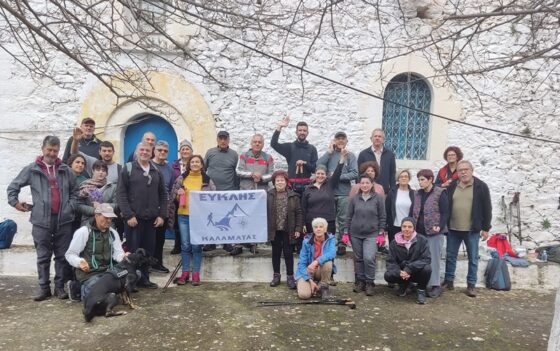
[295,233,337,281]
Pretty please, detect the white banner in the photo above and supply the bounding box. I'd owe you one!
[189,190,268,245]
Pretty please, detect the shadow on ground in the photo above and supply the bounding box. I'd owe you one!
[0,276,553,351]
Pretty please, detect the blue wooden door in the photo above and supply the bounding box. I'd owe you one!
[124,114,178,162]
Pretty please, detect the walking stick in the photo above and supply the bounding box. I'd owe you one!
[257,298,356,309]
[162,259,182,293]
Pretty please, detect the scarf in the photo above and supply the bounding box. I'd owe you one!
[79,177,107,200]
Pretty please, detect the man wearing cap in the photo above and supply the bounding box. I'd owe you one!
[65,203,126,301]
[71,128,122,183]
[317,132,358,256]
[271,116,318,195]
[117,141,167,289]
[7,135,78,301]
[204,131,239,253]
[63,117,102,163]
[170,139,194,254]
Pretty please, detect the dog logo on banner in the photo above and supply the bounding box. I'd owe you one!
[206,204,249,231]
[189,190,267,245]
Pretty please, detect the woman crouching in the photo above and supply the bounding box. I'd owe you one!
[384,217,431,304]
[295,217,336,300]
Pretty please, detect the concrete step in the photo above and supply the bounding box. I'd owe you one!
[1,243,559,290]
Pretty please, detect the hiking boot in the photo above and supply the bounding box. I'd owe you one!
[170,246,181,255]
[174,272,190,285]
[286,275,296,290]
[320,283,331,301]
[66,280,80,302]
[151,264,170,274]
[365,281,375,296]
[397,283,408,297]
[203,244,216,252]
[270,273,281,287]
[429,286,442,298]
[138,280,158,289]
[230,246,243,256]
[33,289,52,302]
[221,244,232,252]
[353,280,366,293]
[55,287,68,300]
[441,280,454,290]
[191,272,201,286]
[466,283,477,297]
[416,289,426,304]
[336,246,346,256]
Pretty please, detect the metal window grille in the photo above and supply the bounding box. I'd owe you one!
[382,73,431,160]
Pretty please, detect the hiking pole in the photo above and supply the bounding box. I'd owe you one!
[257,298,356,309]
[162,259,182,293]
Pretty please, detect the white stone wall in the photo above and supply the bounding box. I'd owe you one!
[0,1,558,247]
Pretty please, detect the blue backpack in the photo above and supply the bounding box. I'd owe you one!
[0,219,17,249]
[484,257,511,291]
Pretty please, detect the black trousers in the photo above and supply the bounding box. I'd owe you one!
[125,218,156,280]
[384,265,431,290]
[387,225,401,244]
[154,219,168,265]
[271,230,294,275]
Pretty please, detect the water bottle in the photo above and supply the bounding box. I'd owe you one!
[541,250,548,262]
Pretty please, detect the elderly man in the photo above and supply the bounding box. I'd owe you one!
[127,131,157,162]
[63,117,102,163]
[65,203,125,301]
[442,160,492,297]
[204,131,239,253]
[235,133,274,254]
[271,116,318,195]
[71,127,122,183]
[317,131,358,256]
[118,141,167,288]
[357,128,396,194]
[7,136,78,301]
[151,140,174,273]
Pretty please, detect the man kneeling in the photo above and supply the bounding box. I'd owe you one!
[295,217,336,300]
[384,217,431,304]
[65,204,125,301]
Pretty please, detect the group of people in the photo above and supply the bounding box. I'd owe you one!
[6,116,492,306]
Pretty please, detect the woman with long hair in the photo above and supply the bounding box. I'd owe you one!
[168,155,215,286]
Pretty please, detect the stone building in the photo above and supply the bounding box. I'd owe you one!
[0,1,558,247]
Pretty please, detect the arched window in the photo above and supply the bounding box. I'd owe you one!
[382,73,431,160]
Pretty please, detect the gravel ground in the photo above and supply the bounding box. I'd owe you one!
[0,276,554,351]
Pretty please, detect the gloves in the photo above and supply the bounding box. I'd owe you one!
[376,233,386,247]
[341,233,350,245]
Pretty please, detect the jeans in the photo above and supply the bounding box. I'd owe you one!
[334,195,349,245]
[178,215,202,273]
[349,235,377,282]
[444,230,480,285]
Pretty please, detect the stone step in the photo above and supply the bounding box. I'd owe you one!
[1,243,559,290]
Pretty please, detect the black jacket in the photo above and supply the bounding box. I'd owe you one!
[386,234,431,276]
[447,177,492,232]
[385,186,414,229]
[302,163,343,223]
[271,130,318,179]
[357,147,396,194]
[117,160,168,220]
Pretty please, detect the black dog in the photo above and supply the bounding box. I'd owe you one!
[83,248,155,322]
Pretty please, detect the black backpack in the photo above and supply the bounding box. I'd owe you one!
[484,257,511,291]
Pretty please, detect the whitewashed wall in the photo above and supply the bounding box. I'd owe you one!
[0,1,558,247]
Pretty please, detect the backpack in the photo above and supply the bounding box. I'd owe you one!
[0,219,17,249]
[484,257,511,291]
